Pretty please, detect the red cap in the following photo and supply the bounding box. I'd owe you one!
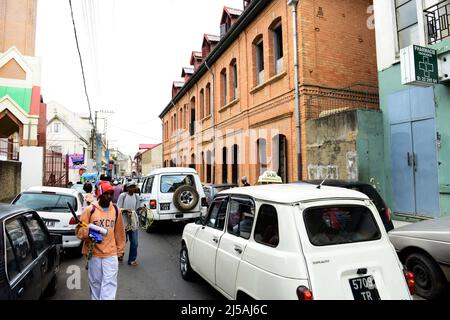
[97,181,114,198]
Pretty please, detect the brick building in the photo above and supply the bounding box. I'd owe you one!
[159,0,379,185]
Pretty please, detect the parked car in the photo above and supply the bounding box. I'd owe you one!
[11,186,86,255]
[180,183,414,300]
[71,182,86,195]
[302,180,395,232]
[0,203,62,300]
[139,167,208,232]
[203,184,238,207]
[389,216,450,299]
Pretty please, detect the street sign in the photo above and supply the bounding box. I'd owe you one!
[401,45,438,86]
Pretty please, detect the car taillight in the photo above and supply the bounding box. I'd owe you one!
[404,270,415,295]
[201,197,208,207]
[149,200,157,209]
[296,286,313,300]
[69,216,80,225]
[384,204,392,222]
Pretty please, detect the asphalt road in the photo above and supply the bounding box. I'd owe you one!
[48,221,224,300]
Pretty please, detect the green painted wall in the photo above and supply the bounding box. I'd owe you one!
[378,39,450,218]
[0,86,32,113]
[356,110,385,190]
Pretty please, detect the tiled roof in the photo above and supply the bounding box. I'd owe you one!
[139,143,162,150]
[181,67,194,77]
[225,7,243,17]
[204,34,221,43]
[172,81,184,88]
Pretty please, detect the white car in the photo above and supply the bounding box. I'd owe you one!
[139,167,208,232]
[180,183,415,300]
[12,186,86,253]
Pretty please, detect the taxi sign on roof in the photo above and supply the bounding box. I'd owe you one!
[258,171,282,184]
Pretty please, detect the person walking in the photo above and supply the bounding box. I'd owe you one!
[112,180,122,204]
[75,181,126,300]
[241,176,250,187]
[83,182,95,206]
[117,180,141,266]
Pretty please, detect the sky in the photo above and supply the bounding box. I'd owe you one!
[35,0,243,157]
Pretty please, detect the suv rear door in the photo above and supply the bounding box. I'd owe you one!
[297,200,410,300]
[159,174,200,214]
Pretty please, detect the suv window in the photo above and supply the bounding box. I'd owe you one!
[227,198,255,239]
[254,204,279,247]
[304,206,381,246]
[13,192,77,212]
[160,175,195,193]
[206,198,228,230]
[5,234,20,281]
[5,218,34,271]
[143,176,154,194]
[24,213,50,255]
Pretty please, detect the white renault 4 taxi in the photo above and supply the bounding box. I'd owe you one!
[180,183,414,300]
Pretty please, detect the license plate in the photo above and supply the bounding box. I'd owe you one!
[349,275,380,300]
[160,203,170,211]
[43,219,56,228]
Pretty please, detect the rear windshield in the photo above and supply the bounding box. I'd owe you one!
[160,175,195,193]
[303,206,381,246]
[13,192,77,213]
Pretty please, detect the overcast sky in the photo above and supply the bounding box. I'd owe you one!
[35,0,243,156]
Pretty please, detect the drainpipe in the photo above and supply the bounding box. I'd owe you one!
[205,61,216,184]
[288,0,302,181]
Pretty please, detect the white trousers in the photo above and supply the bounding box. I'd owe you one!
[88,256,119,300]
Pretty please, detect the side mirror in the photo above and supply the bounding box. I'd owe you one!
[50,234,63,245]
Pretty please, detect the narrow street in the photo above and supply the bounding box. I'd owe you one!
[49,222,223,300]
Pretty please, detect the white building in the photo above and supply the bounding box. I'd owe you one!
[46,101,94,182]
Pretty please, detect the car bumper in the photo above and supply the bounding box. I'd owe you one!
[50,229,81,248]
[156,212,202,221]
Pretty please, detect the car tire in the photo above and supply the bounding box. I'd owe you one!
[405,252,447,299]
[173,186,199,212]
[180,245,195,281]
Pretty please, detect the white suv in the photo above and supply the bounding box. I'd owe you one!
[180,183,415,300]
[139,167,208,232]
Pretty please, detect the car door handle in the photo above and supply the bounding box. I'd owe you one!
[407,152,412,166]
[17,287,24,297]
[234,246,243,254]
[212,237,218,243]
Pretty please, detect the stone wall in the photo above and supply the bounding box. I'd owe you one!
[0,160,21,202]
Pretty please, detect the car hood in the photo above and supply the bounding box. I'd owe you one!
[389,216,450,243]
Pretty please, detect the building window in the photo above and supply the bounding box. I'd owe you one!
[232,144,239,184]
[230,59,238,100]
[174,113,177,131]
[179,108,183,131]
[272,134,287,183]
[221,68,227,106]
[201,151,205,181]
[200,89,205,119]
[206,150,212,183]
[222,147,228,184]
[190,154,196,169]
[53,122,61,133]
[190,97,196,136]
[273,23,283,74]
[257,138,267,176]
[255,37,264,85]
[395,0,419,50]
[205,83,211,116]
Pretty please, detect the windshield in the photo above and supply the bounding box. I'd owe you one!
[160,175,195,193]
[14,193,77,212]
[303,205,381,246]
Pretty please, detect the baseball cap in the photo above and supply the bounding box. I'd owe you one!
[127,180,137,187]
[97,181,114,198]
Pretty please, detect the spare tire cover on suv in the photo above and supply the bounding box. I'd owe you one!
[173,185,199,212]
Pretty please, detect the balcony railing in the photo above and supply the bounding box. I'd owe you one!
[425,0,450,44]
[0,139,19,161]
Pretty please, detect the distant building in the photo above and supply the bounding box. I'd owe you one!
[134,143,162,176]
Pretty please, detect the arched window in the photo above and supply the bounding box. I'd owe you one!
[190,153,195,169]
[190,97,196,136]
[269,18,283,76]
[272,134,287,182]
[253,35,264,85]
[230,59,238,100]
[201,151,205,181]
[205,83,211,116]
[200,89,205,119]
[231,144,239,184]
[220,68,227,106]
[222,147,228,184]
[206,150,212,183]
[257,138,267,176]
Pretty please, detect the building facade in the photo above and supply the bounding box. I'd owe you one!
[134,143,163,176]
[374,0,450,219]
[160,0,379,186]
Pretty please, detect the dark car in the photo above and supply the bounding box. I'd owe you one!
[203,184,238,207]
[300,180,395,232]
[0,203,62,300]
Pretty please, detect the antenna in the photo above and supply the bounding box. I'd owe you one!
[316,178,326,189]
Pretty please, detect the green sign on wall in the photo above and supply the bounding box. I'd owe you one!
[401,45,439,86]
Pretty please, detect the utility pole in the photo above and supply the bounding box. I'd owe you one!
[94,110,114,173]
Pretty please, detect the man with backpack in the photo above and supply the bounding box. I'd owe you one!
[117,180,141,266]
[76,180,126,300]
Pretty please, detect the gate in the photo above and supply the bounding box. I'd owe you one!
[44,150,68,187]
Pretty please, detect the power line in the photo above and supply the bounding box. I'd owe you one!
[68,0,95,130]
[109,124,161,142]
